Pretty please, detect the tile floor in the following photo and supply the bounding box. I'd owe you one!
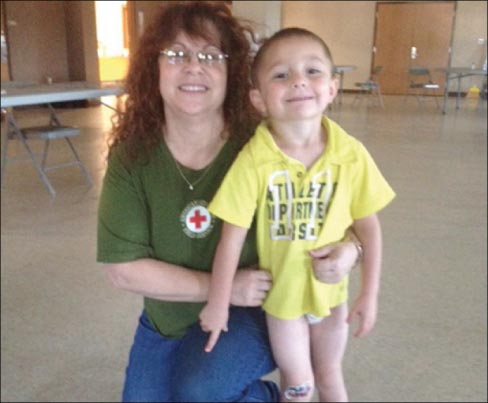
[1,94,487,402]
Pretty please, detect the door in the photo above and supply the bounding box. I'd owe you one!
[373,2,456,95]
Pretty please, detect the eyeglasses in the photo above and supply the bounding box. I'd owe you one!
[160,48,229,66]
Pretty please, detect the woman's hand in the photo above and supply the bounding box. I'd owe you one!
[230,268,272,307]
[309,240,358,284]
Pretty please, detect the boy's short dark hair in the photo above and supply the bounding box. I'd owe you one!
[251,27,335,87]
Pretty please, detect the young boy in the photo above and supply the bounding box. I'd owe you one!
[200,28,395,402]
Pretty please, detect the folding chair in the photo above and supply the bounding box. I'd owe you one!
[404,67,440,108]
[352,65,384,108]
[1,104,93,197]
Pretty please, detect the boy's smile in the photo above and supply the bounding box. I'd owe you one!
[250,36,337,122]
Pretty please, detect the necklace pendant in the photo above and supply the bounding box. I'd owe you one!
[189,184,194,191]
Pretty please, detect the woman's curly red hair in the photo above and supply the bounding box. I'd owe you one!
[108,1,259,163]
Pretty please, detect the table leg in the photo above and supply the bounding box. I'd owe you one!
[456,76,462,109]
[339,72,344,105]
[1,112,10,186]
[442,75,449,114]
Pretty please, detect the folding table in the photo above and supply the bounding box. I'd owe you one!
[1,81,123,196]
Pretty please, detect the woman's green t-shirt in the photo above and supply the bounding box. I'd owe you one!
[97,138,258,338]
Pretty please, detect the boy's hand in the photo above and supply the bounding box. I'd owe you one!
[309,241,357,284]
[199,303,229,352]
[347,293,378,338]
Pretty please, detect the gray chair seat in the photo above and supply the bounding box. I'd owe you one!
[404,67,440,107]
[20,125,81,140]
[352,66,384,108]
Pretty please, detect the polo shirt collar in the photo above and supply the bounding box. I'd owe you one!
[253,116,358,166]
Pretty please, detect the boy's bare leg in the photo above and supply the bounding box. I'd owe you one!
[310,302,349,402]
[266,314,314,402]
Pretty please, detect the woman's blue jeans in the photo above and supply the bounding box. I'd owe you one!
[122,307,279,402]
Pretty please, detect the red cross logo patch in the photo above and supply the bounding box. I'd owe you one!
[181,201,214,238]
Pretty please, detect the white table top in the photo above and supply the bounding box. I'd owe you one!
[334,65,357,73]
[437,67,487,77]
[1,81,124,108]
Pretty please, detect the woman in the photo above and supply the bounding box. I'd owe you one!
[97,2,359,402]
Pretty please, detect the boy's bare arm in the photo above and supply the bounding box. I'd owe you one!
[199,222,249,352]
[348,214,382,337]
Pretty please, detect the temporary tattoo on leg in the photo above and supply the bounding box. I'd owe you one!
[283,381,312,400]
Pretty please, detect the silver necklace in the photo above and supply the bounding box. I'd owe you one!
[171,155,216,191]
[164,126,225,191]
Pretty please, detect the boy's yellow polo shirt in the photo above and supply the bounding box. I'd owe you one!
[209,117,395,320]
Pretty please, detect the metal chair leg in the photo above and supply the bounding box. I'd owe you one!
[41,139,50,169]
[376,87,385,108]
[4,110,56,196]
[64,137,93,186]
[19,132,57,197]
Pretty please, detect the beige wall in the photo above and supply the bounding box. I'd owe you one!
[282,1,375,90]
[451,1,487,70]
[233,0,281,40]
